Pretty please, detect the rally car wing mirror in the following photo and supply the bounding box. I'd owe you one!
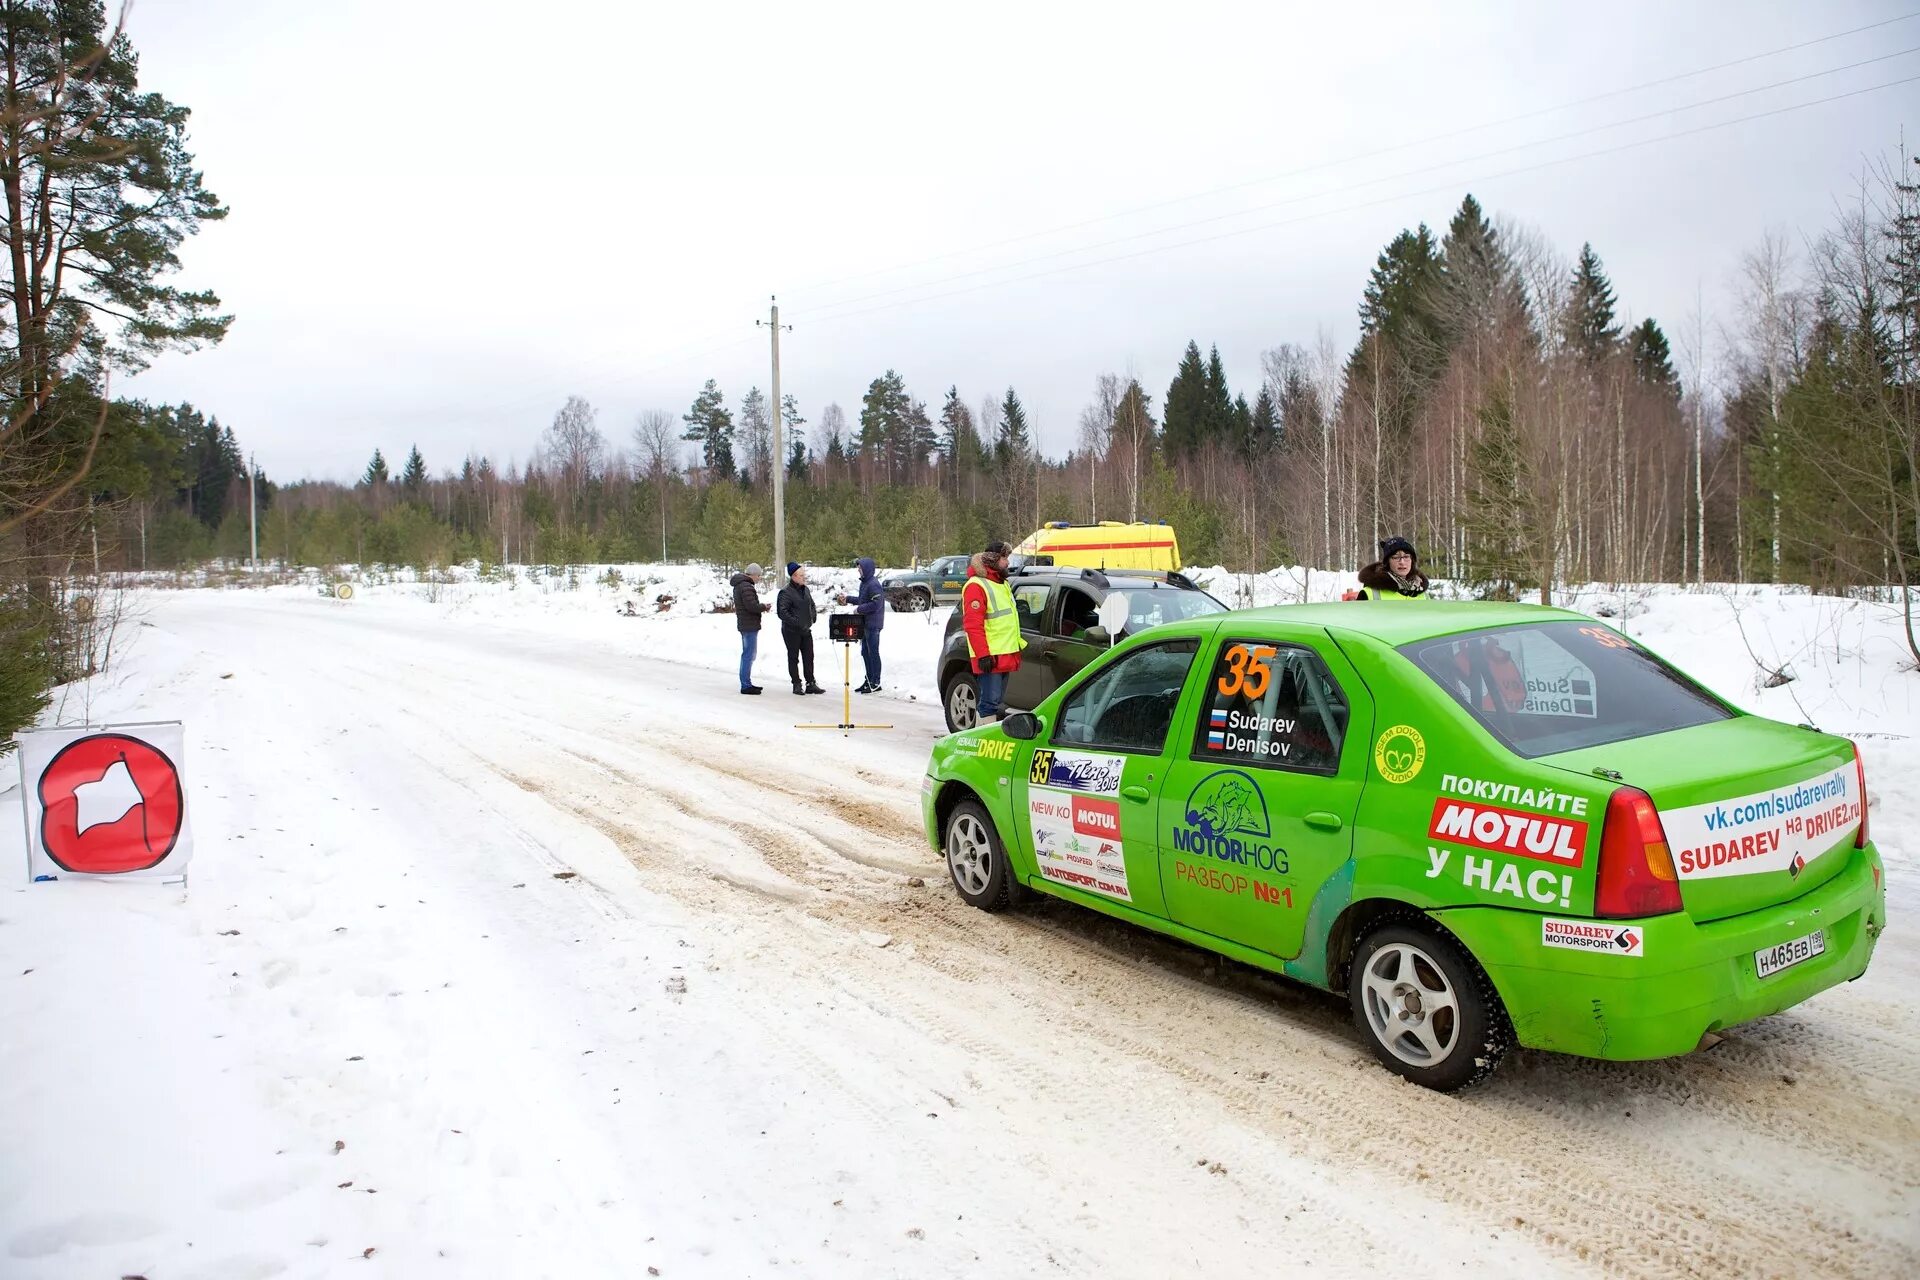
[1096,593,1129,646]
[1002,711,1042,741]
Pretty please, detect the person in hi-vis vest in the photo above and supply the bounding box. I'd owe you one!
[960,540,1028,721]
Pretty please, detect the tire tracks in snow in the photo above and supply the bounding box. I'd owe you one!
[290,604,1917,1278]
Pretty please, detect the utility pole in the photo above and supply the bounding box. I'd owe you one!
[248,451,258,570]
[758,297,793,576]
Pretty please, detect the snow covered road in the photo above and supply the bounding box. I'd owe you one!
[4,587,1918,1279]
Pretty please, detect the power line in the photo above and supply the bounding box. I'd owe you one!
[790,45,1920,325]
[786,9,1920,307]
[801,73,1920,332]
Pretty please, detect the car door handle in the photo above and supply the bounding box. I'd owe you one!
[1121,785,1151,804]
[1305,811,1343,832]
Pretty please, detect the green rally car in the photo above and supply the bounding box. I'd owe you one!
[920,602,1886,1091]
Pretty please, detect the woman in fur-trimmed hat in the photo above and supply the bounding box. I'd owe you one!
[1355,536,1430,601]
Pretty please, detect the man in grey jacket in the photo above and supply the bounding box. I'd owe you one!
[730,564,766,694]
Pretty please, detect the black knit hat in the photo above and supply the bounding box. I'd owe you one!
[1379,536,1417,562]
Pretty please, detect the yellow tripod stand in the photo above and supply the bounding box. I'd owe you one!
[798,613,892,736]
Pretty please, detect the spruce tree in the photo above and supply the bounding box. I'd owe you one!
[1204,345,1235,448]
[400,445,427,499]
[1564,243,1622,362]
[1628,318,1680,400]
[362,448,389,488]
[1249,385,1280,458]
[1347,225,1447,408]
[1162,340,1208,457]
[1437,194,1531,355]
[997,387,1032,464]
[938,385,977,467]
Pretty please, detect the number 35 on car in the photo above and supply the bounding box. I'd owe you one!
[921,602,1887,1091]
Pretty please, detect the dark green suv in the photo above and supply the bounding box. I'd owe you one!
[937,566,1228,731]
[883,554,972,611]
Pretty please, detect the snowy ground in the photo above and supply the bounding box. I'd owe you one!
[2,567,1918,1279]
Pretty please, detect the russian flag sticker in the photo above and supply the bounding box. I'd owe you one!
[1209,709,1228,729]
[1206,731,1226,750]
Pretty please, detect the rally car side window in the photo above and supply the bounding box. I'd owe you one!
[1191,639,1349,775]
[1053,637,1201,754]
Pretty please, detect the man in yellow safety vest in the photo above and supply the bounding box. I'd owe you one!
[960,539,1028,721]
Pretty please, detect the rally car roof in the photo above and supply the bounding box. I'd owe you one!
[1201,600,1591,647]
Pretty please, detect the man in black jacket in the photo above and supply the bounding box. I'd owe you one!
[730,564,766,694]
[776,562,826,695]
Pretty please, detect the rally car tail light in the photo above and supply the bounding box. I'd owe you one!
[1596,786,1682,919]
[1853,742,1869,849]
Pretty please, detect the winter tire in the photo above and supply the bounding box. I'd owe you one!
[943,673,979,733]
[909,587,933,612]
[1349,921,1512,1092]
[944,799,1021,912]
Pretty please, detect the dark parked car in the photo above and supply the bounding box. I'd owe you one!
[937,566,1228,731]
[884,555,972,611]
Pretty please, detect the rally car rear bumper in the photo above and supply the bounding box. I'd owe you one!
[1439,843,1886,1060]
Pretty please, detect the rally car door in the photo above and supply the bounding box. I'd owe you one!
[1012,633,1210,921]
[1156,629,1374,960]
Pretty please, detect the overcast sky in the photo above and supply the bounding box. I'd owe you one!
[122,0,1919,481]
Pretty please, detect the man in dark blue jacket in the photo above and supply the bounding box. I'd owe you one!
[849,556,886,693]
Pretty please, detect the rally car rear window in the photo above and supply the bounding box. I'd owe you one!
[1398,621,1733,758]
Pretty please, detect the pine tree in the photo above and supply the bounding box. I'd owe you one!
[997,387,1032,465]
[362,448,389,488]
[783,391,806,445]
[906,399,938,477]
[859,370,913,484]
[1628,318,1680,400]
[1162,340,1208,457]
[738,386,770,486]
[682,380,736,481]
[400,445,427,499]
[1564,243,1622,362]
[786,434,809,480]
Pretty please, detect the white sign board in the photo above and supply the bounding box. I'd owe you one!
[1659,761,1860,882]
[17,722,192,881]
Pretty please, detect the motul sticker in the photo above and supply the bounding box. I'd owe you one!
[1660,763,1860,881]
[1428,798,1588,868]
[1542,918,1643,956]
[19,722,193,881]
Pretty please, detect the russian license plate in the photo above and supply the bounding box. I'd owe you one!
[1754,929,1826,980]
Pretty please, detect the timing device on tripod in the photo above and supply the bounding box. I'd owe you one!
[797,611,893,736]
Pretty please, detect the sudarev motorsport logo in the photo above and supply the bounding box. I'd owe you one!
[1658,761,1861,881]
[1541,918,1644,957]
[1028,749,1130,901]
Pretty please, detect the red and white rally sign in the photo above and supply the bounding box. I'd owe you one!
[1428,798,1588,869]
[18,722,192,881]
